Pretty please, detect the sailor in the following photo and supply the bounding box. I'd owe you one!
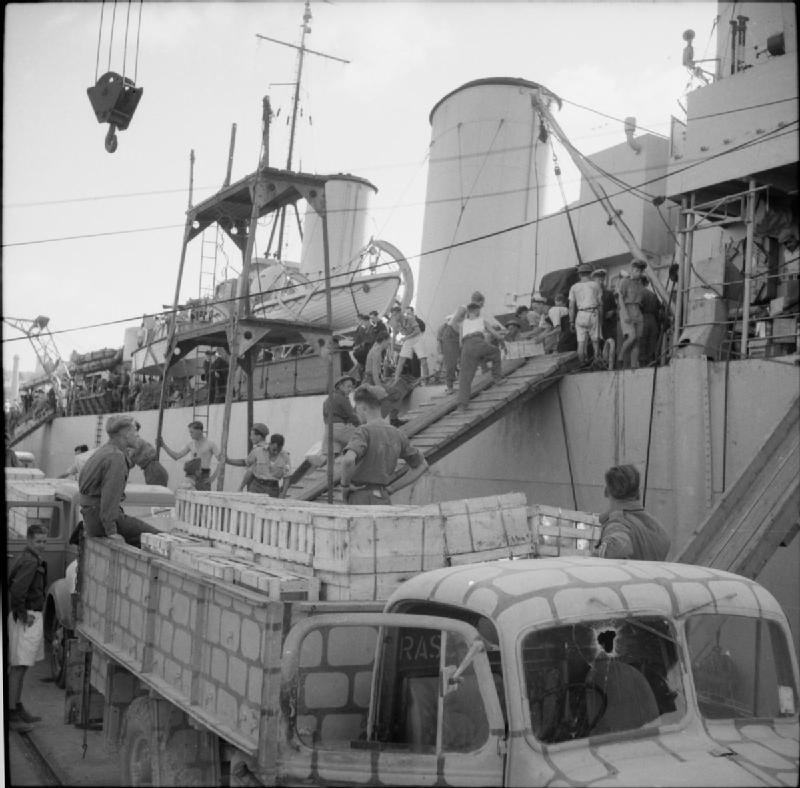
[78,415,163,548]
[363,334,391,393]
[457,301,506,411]
[595,464,670,560]
[394,306,430,383]
[129,421,169,486]
[568,262,603,365]
[339,385,428,505]
[322,374,361,455]
[158,421,223,491]
[617,259,647,368]
[57,444,96,480]
[227,424,291,496]
[591,268,617,369]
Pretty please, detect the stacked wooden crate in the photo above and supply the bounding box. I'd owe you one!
[529,504,601,556]
[170,490,598,601]
[5,479,58,537]
[139,531,320,601]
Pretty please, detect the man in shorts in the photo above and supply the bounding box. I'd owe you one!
[7,524,48,731]
[568,262,603,364]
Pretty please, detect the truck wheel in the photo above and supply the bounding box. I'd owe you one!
[49,619,70,689]
[120,697,154,786]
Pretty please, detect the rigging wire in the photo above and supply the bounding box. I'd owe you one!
[94,1,105,82]
[4,121,795,259]
[122,0,132,82]
[107,0,117,73]
[134,0,143,84]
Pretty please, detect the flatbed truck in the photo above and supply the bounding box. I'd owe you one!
[66,493,799,787]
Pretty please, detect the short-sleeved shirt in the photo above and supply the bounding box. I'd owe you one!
[323,390,360,426]
[617,276,644,307]
[180,437,219,470]
[344,421,424,485]
[247,444,292,481]
[568,280,602,311]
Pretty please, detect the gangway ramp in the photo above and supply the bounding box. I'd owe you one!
[10,408,56,446]
[285,352,579,502]
[677,396,799,578]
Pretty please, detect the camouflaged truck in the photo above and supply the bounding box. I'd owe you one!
[69,525,799,787]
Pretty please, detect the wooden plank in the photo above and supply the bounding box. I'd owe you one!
[678,397,799,569]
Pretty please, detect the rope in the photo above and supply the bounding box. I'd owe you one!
[122,0,132,81]
[557,386,577,508]
[107,0,117,73]
[551,143,583,265]
[530,118,540,298]
[94,1,105,82]
[641,364,659,507]
[134,0,143,84]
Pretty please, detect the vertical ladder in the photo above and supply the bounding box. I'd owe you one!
[198,227,221,300]
[94,414,104,447]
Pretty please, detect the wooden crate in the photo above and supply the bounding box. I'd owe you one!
[505,339,546,359]
[6,479,58,537]
[529,504,600,557]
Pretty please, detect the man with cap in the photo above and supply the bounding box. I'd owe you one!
[568,263,603,364]
[591,268,618,369]
[617,258,647,368]
[457,300,506,411]
[159,421,222,491]
[322,374,361,455]
[226,423,291,496]
[595,464,670,561]
[78,415,163,548]
[339,385,428,505]
[353,311,389,379]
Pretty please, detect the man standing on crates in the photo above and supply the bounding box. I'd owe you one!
[339,386,428,505]
[159,420,222,491]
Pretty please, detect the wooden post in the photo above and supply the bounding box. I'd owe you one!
[740,178,757,358]
[320,193,336,503]
[216,178,263,490]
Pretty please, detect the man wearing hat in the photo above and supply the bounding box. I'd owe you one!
[322,374,361,455]
[504,317,522,343]
[352,311,389,380]
[617,259,648,368]
[568,263,603,364]
[339,386,428,505]
[78,415,163,548]
[458,300,506,411]
[226,423,290,496]
[591,268,618,369]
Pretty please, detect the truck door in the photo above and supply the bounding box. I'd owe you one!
[278,613,505,787]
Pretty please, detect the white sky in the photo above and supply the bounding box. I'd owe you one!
[2,0,717,374]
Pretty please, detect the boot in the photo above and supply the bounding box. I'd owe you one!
[16,703,41,723]
[8,709,35,732]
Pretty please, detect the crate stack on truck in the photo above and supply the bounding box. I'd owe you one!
[6,476,57,536]
[70,489,798,787]
[70,490,599,784]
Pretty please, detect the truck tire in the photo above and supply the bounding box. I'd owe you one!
[120,696,154,786]
[48,618,69,689]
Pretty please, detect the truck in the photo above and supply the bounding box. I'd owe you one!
[64,490,799,787]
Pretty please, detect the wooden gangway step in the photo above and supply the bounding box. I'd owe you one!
[676,395,800,577]
[285,352,579,502]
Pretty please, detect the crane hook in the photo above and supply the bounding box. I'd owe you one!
[104,124,119,154]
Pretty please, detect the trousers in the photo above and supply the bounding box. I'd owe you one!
[440,325,461,388]
[458,335,501,408]
[81,506,162,549]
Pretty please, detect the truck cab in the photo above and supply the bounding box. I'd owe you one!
[277,558,799,787]
[36,481,175,687]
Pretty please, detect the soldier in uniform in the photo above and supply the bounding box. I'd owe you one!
[339,386,428,505]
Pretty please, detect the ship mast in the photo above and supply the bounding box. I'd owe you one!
[256,0,350,260]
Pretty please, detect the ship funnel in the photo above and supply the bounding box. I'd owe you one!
[624,117,642,154]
